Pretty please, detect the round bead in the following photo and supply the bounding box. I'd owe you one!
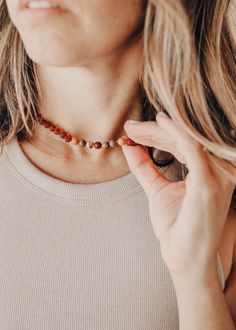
[125,138,137,146]
[79,140,86,147]
[65,134,72,143]
[60,131,67,138]
[109,139,116,148]
[44,121,50,128]
[70,137,78,145]
[53,127,61,135]
[93,141,102,149]
[102,142,109,149]
[86,141,93,148]
[117,137,125,146]
[49,125,55,131]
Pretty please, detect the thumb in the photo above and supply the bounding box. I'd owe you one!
[121,143,170,199]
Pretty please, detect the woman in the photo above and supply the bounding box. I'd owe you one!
[0,0,236,329]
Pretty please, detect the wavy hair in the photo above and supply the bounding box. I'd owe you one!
[0,0,236,211]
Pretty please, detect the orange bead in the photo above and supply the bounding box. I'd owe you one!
[125,138,137,146]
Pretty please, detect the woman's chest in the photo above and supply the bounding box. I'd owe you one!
[0,187,226,329]
[0,200,181,330]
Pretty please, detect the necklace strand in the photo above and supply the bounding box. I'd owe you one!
[37,113,139,150]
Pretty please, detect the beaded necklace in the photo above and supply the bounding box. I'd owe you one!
[37,113,139,150]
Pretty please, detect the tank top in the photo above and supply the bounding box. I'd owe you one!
[0,135,225,330]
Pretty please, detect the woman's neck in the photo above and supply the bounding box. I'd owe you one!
[32,39,143,162]
[19,39,144,183]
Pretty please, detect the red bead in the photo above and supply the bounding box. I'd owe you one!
[49,125,55,131]
[125,138,137,146]
[44,121,50,128]
[60,131,67,138]
[65,134,72,142]
[53,127,61,135]
[93,141,102,149]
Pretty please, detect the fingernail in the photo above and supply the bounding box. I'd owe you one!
[125,120,140,125]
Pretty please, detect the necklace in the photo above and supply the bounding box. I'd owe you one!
[37,113,139,150]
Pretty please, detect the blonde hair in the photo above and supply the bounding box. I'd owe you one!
[0,0,236,211]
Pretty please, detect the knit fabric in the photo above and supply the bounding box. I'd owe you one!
[0,136,225,330]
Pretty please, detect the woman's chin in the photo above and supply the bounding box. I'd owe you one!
[24,47,82,67]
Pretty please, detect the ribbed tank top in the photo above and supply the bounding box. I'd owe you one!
[0,136,225,330]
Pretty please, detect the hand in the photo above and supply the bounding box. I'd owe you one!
[121,112,235,282]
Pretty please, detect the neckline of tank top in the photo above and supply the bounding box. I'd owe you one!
[1,135,146,203]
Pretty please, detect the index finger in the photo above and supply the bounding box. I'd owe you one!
[156,112,211,184]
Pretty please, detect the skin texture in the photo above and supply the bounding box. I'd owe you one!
[7,0,144,65]
[5,0,236,328]
[5,0,145,182]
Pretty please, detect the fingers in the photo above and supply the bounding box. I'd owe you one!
[121,143,170,199]
[155,112,212,182]
[124,120,185,164]
[124,112,212,185]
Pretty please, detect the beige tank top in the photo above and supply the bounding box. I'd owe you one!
[0,136,225,330]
